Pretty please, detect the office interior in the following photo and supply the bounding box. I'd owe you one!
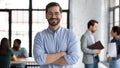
[0,0,119,68]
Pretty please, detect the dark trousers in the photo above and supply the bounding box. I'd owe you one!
[85,56,99,68]
[10,64,25,68]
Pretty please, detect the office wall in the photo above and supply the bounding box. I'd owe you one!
[69,0,109,68]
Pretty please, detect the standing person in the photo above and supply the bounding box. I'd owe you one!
[33,2,80,68]
[108,26,120,68]
[80,19,101,68]
[0,37,16,68]
[11,39,28,68]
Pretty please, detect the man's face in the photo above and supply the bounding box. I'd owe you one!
[91,23,98,33]
[46,6,62,26]
[111,30,117,37]
[13,41,20,49]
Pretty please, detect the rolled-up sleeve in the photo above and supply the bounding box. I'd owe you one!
[64,31,80,65]
[33,32,47,65]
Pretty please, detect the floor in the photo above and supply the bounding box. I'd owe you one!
[73,51,109,68]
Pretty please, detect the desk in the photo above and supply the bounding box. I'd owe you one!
[11,57,36,64]
[11,57,40,68]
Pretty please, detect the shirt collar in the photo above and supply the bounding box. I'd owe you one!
[47,27,62,34]
[13,48,21,51]
[87,30,93,35]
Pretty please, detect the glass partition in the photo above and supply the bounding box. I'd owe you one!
[0,12,9,40]
[11,11,29,52]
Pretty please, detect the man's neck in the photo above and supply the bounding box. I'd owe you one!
[49,25,60,32]
[114,36,120,39]
[88,29,93,33]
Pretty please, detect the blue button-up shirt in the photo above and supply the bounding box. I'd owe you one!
[33,27,80,68]
[11,48,28,58]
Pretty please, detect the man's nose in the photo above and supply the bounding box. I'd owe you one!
[51,14,56,18]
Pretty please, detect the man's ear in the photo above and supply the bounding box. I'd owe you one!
[89,25,92,30]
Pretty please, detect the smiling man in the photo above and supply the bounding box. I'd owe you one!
[33,2,80,68]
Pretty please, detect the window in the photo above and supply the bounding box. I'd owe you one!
[109,0,120,41]
[0,12,9,40]
[115,8,119,26]
[11,11,29,52]
[0,0,29,9]
[0,0,69,57]
[110,0,119,7]
[115,0,119,6]
[33,0,69,9]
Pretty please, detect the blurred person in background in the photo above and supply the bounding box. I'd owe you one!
[108,26,120,68]
[81,19,101,68]
[11,39,28,58]
[11,39,28,68]
[0,37,16,68]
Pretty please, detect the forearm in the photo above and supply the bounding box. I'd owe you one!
[82,47,96,54]
[81,41,96,54]
[46,52,66,64]
[17,55,26,58]
[52,57,68,65]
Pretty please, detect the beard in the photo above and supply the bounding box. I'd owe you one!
[48,18,60,26]
[13,46,19,50]
[91,30,96,33]
[91,31,95,33]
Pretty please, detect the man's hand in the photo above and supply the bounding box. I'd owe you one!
[108,56,112,60]
[52,56,68,65]
[46,52,67,64]
[60,52,67,56]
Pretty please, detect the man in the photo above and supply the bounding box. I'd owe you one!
[33,2,80,68]
[81,20,101,68]
[12,39,28,58]
[11,39,28,68]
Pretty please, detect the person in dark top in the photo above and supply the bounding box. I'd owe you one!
[0,37,16,68]
[108,26,120,68]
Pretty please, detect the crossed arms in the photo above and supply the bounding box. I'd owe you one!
[46,52,68,65]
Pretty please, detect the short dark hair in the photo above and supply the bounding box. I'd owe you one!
[45,2,62,14]
[112,26,120,35]
[14,39,21,45]
[87,19,98,29]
